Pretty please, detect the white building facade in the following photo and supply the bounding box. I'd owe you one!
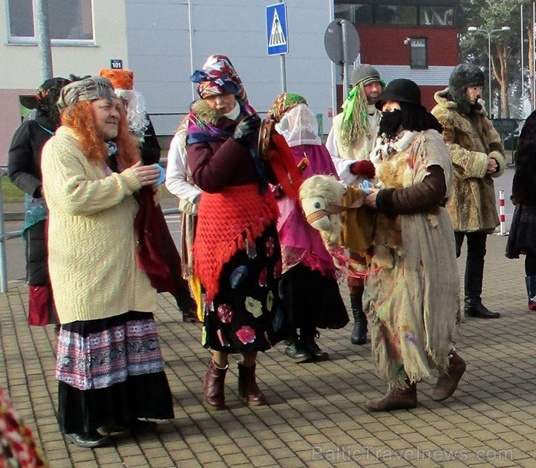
[0,0,336,165]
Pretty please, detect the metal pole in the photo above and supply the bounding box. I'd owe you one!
[521,4,525,109]
[341,20,350,99]
[187,0,196,101]
[278,0,287,93]
[33,0,53,81]
[0,170,8,293]
[488,31,492,117]
[280,55,287,92]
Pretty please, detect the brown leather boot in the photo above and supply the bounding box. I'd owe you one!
[204,360,227,410]
[238,363,267,406]
[432,352,466,402]
[366,382,417,412]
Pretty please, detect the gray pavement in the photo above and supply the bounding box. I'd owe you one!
[3,171,536,467]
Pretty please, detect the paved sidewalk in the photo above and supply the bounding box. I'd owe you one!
[1,234,535,467]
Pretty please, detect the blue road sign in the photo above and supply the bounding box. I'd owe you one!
[266,3,289,56]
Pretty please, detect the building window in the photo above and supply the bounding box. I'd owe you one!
[375,6,418,25]
[334,2,455,27]
[8,0,93,43]
[410,38,427,69]
[420,7,454,26]
[335,4,373,24]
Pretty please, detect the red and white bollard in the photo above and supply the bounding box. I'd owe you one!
[498,189,508,236]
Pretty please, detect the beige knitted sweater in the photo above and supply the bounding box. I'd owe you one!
[41,126,156,324]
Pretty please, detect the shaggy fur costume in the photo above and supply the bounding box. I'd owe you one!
[431,89,505,232]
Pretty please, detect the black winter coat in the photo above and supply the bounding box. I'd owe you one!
[8,110,56,198]
[7,110,57,285]
[513,111,536,206]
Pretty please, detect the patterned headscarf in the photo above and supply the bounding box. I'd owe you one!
[268,93,307,123]
[57,76,115,111]
[190,54,248,102]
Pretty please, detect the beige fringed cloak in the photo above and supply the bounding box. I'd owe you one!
[365,130,461,389]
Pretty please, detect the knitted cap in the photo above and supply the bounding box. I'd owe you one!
[99,69,134,90]
[351,64,381,87]
[375,78,424,110]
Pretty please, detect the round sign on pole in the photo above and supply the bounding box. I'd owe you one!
[324,19,360,65]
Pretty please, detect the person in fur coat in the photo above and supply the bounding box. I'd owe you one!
[431,63,505,319]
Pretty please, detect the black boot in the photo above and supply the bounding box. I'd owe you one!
[301,328,329,362]
[526,276,536,311]
[463,259,500,318]
[284,335,312,363]
[350,290,367,345]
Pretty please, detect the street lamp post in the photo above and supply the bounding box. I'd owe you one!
[467,25,511,117]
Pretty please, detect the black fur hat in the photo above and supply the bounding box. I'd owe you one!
[448,63,485,114]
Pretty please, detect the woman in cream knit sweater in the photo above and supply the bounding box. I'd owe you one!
[42,76,173,448]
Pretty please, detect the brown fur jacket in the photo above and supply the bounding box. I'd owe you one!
[431,88,505,232]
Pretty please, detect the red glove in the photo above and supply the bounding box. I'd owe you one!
[349,160,375,179]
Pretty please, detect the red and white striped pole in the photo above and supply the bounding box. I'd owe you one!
[498,190,507,236]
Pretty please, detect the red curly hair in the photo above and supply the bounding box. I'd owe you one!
[61,100,140,169]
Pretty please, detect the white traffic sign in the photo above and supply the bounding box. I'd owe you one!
[266,3,289,56]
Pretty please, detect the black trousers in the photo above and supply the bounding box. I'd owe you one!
[454,231,487,261]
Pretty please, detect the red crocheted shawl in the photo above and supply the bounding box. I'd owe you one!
[193,184,279,302]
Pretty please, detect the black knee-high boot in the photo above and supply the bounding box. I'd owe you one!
[526,276,536,311]
[463,259,500,318]
[350,289,367,344]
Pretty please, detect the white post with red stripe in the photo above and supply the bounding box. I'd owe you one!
[498,189,508,236]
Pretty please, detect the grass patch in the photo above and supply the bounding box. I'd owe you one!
[1,177,25,204]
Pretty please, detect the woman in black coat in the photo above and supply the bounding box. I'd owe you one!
[506,111,536,310]
[7,77,70,326]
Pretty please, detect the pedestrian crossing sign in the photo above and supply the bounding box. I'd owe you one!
[266,3,289,56]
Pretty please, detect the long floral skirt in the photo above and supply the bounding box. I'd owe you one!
[202,224,289,353]
[56,311,174,434]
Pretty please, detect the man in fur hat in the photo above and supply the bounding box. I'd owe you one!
[431,63,505,319]
[325,64,383,346]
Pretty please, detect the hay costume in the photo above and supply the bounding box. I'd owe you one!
[325,64,383,345]
[187,55,289,409]
[431,63,505,319]
[365,79,465,412]
[506,110,536,309]
[42,77,176,447]
[8,77,71,326]
[325,64,382,186]
[268,93,348,363]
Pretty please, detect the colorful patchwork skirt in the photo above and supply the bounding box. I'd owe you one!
[202,224,290,353]
[56,311,174,434]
